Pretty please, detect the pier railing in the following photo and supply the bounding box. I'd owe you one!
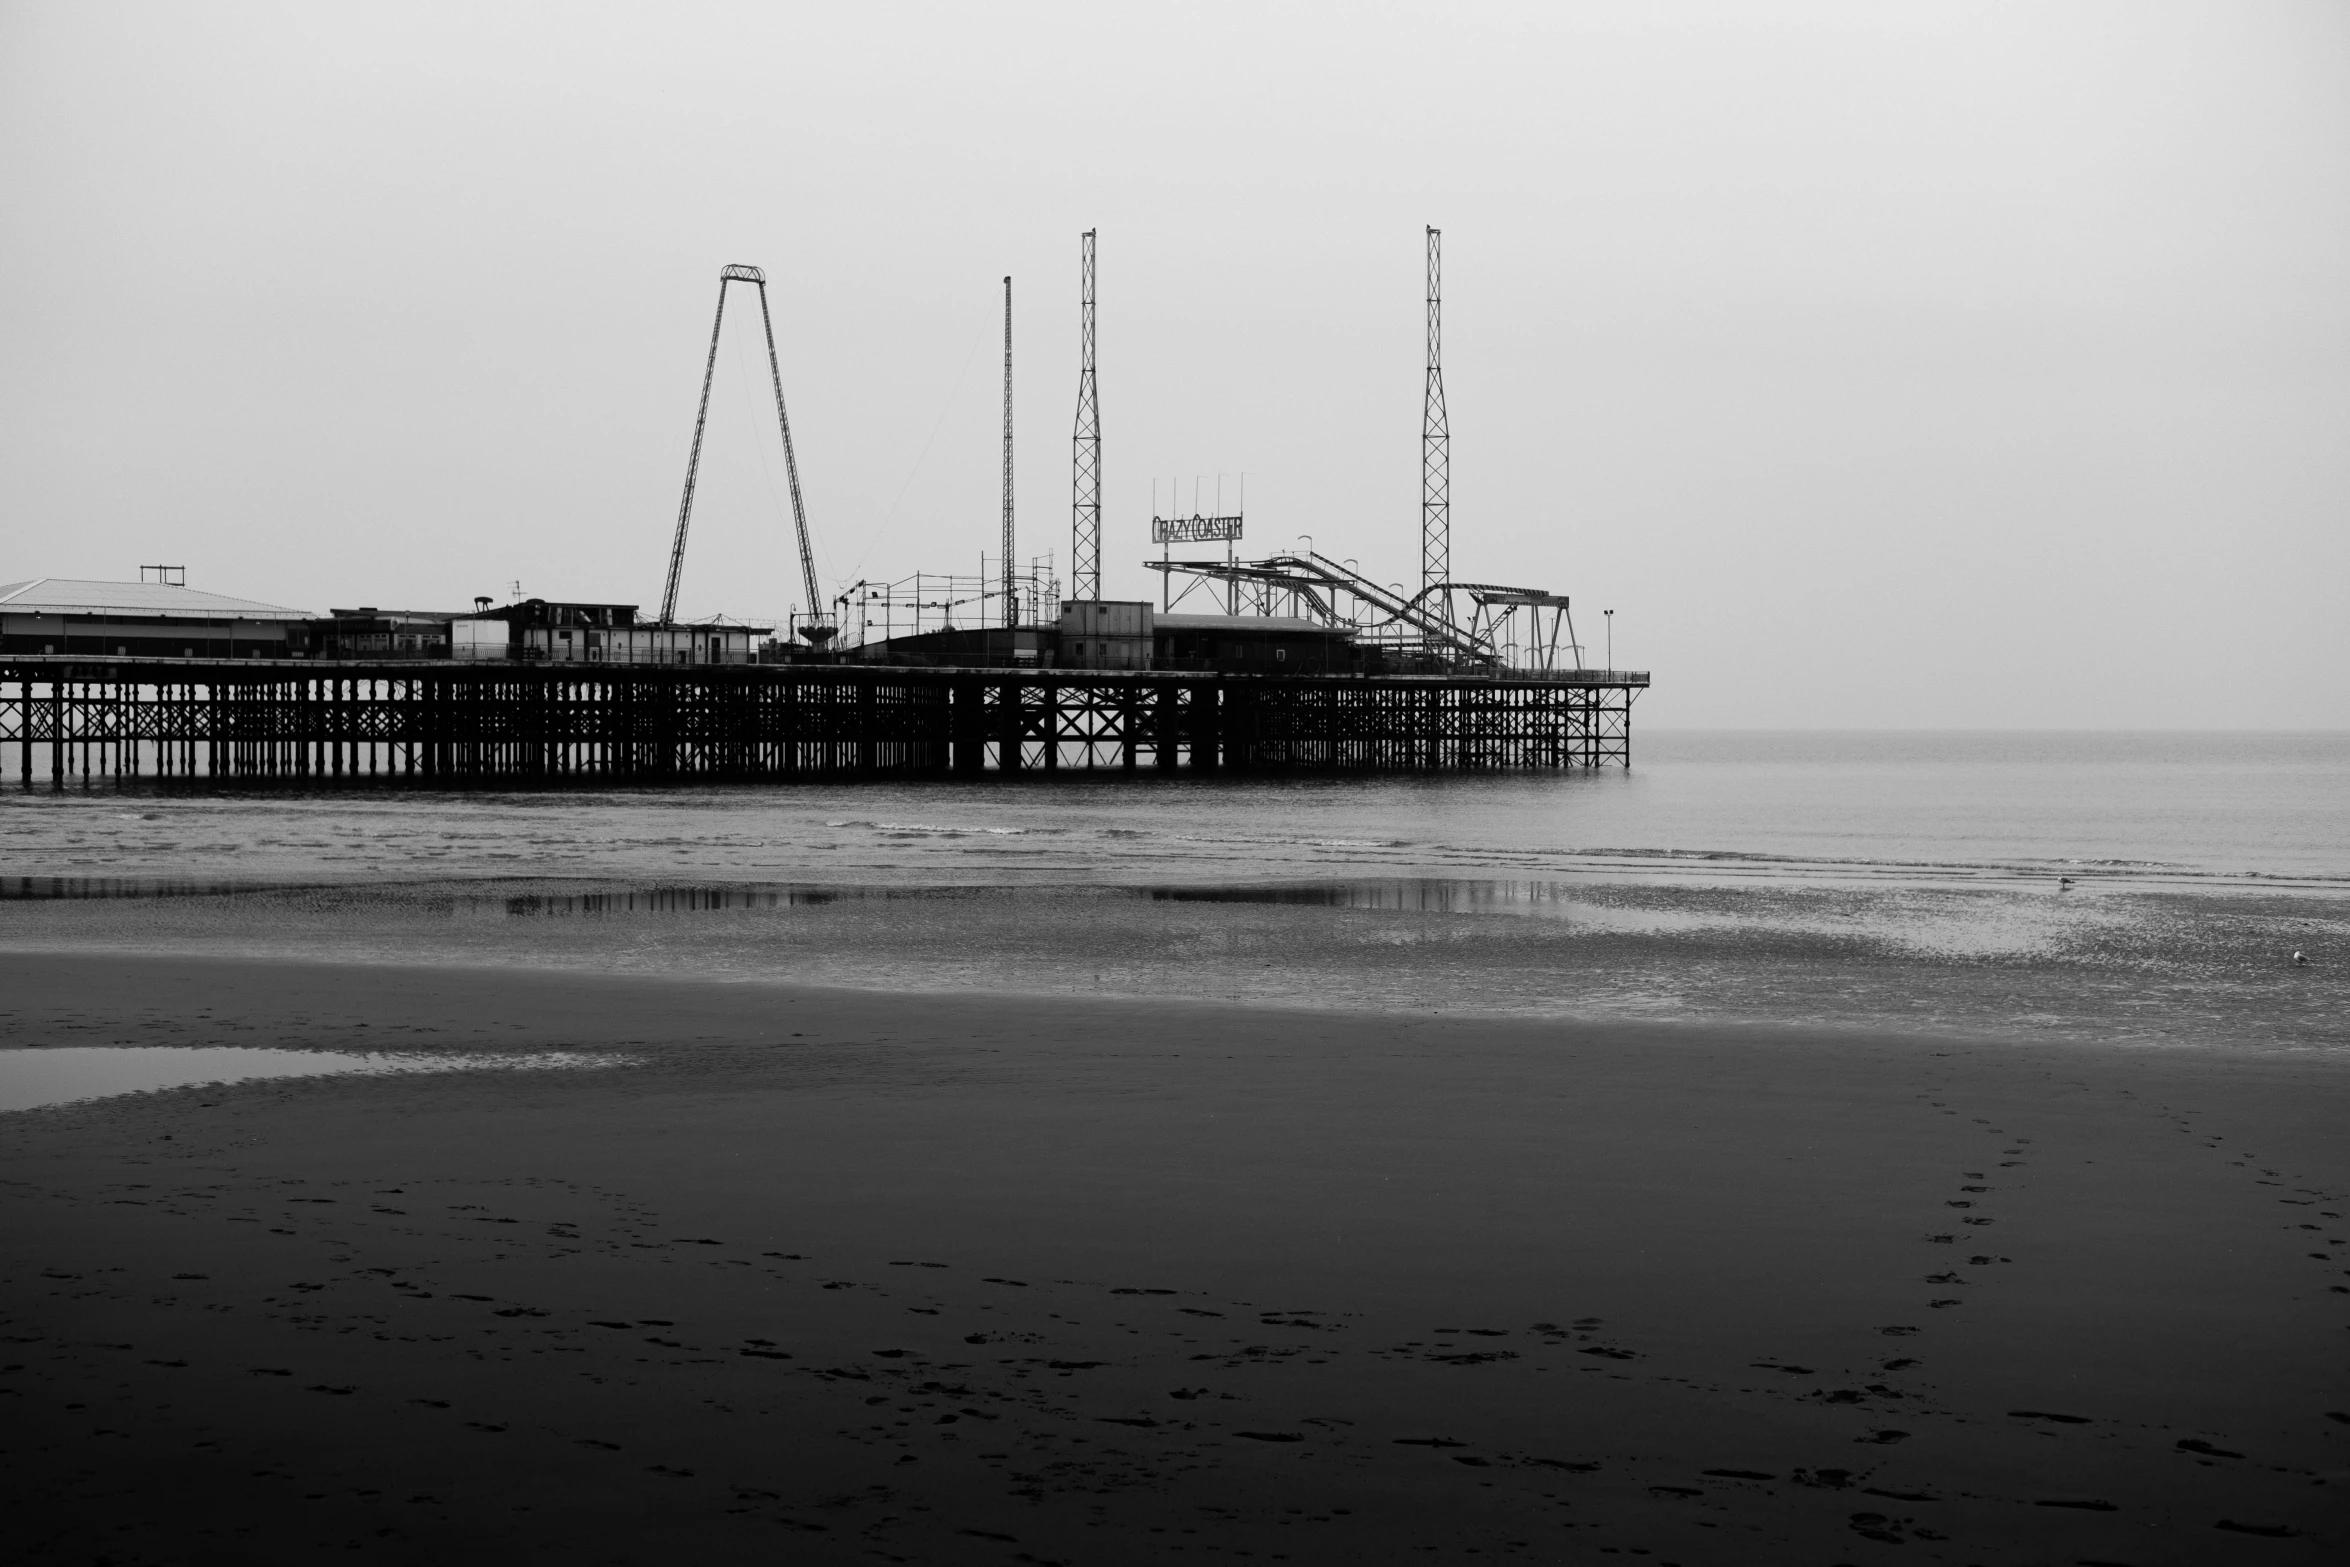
[1,657,1642,786]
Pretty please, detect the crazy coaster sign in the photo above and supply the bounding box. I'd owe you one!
[1151,514,1244,545]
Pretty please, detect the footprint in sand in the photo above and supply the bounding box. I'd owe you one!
[2176,1438,2242,1458]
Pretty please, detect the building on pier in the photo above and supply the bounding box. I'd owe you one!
[843,603,1369,674]
[450,599,771,665]
[1148,613,1364,674]
[311,608,471,659]
[1056,599,1153,669]
[0,578,313,659]
[823,625,1054,668]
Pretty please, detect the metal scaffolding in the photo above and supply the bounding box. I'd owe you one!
[1002,275,1018,628]
[1070,230,1102,601]
[835,557,1061,646]
[1422,226,1451,614]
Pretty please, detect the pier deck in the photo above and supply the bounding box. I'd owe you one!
[1,657,1645,786]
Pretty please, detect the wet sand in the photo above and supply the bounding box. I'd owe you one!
[1,952,2343,1563]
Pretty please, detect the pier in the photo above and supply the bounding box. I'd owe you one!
[2,657,1644,786]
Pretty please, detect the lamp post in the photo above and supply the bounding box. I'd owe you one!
[1604,609,1613,675]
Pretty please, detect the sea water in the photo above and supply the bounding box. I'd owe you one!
[2,732,2343,1051]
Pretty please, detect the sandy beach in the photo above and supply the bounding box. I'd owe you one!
[9,0,2346,1556]
[2,950,2342,1563]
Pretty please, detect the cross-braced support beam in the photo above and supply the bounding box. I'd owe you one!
[0,659,1642,787]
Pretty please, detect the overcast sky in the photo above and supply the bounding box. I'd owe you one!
[3,1,2344,726]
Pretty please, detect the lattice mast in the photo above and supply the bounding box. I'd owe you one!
[660,263,831,642]
[1002,276,1017,627]
[1421,227,1451,612]
[1070,230,1102,601]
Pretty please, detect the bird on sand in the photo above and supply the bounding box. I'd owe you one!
[2293,950,2309,966]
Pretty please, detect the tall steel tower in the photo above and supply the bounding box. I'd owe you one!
[1070,230,1102,602]
[1421,226,1451,608]
[1001,275,1017,627]
[661,263,829,641]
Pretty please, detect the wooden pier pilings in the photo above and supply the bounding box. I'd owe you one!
[0,658,1643,787]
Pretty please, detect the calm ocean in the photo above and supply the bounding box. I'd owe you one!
[4,731,2344,1050]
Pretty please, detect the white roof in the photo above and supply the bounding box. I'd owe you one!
[0,578,314,620]
[328,607,476,620]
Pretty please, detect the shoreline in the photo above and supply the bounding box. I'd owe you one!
[3,863,2342,1055]
[8,857,2350,902]
[3,952,2344,1562]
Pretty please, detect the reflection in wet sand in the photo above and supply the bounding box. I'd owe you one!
[0,874,2339,1053]
[0,1046,619,1113]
